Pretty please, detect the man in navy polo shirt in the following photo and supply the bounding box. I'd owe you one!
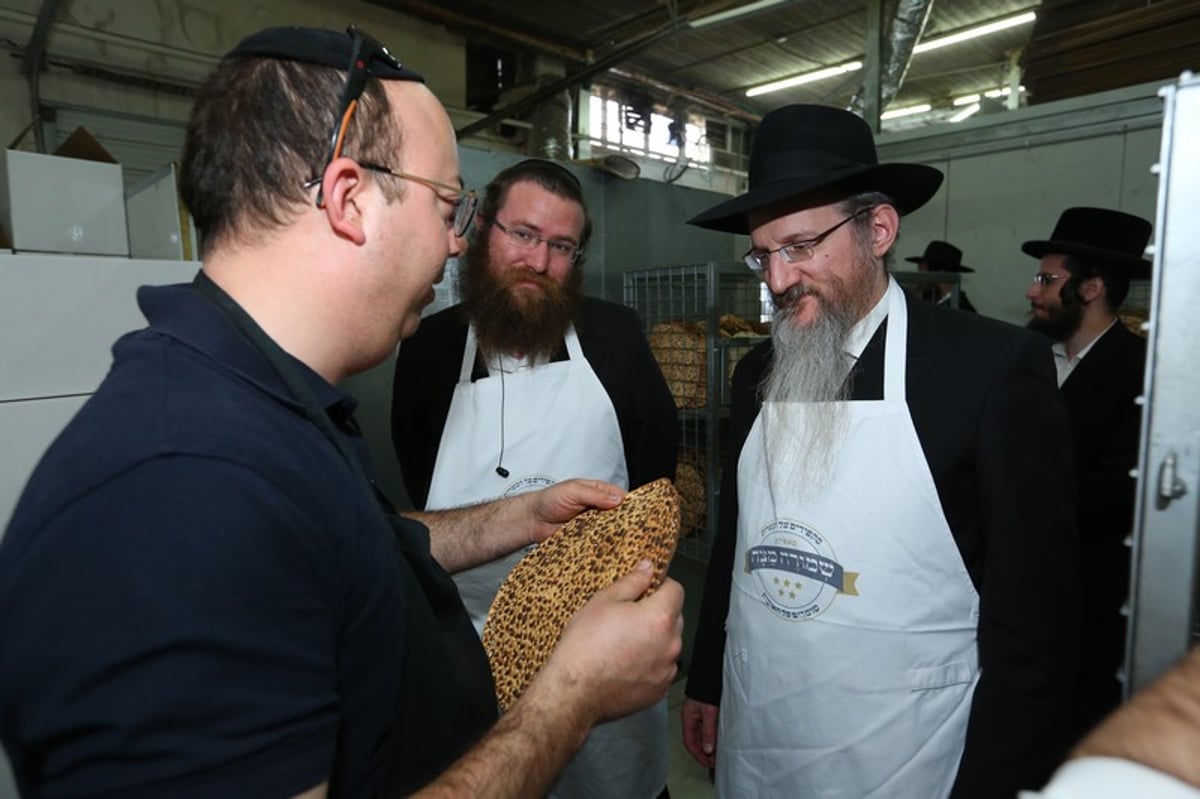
[0,25,683,799]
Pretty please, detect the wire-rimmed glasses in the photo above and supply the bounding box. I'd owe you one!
[492,218,583,263]
[744,205,876,276]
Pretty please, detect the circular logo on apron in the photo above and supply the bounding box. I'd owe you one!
[502,475,556,497]
[747,518,859,621]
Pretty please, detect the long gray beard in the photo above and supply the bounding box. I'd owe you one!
[761,288,859,497]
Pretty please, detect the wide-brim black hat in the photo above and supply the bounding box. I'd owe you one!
[226,25,425,82]
[1022,206,1152,279]
[688,104,943,234]
[905,240,973,273]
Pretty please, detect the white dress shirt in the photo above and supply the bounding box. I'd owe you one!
[845,280,893,363]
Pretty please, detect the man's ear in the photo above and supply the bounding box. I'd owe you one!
[1080,275,1105,303]
[870,204,900,257]
[320,157,368,245]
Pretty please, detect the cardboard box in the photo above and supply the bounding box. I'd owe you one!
[0,127,130,256]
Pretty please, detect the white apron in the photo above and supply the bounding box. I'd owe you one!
[717,279,980,798]
[426,323,666,799]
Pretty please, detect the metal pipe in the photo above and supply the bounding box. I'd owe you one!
[20,0,60,153]
[607,66,760,123]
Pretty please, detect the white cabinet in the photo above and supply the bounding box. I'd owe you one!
[0,253,198,530]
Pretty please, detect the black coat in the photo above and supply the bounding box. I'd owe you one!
[955,289,978,314]
[687,288,1080,799]
[1060,321,1146,737]
[390,297,678,509]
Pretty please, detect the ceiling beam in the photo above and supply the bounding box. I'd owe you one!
[386,0,590,63]
[607,67,761,123]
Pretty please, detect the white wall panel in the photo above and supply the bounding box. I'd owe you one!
[0,254,198,402]
[947,137,1127,322]
[0,395,87,529]
[878,81,1164,326]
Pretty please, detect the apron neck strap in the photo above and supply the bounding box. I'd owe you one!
[461,325,480,383]
[460,324,580,383]
[563,325,582,360]
[882,277,908,401]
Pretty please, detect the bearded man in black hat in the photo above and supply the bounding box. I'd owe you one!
[1023,206,1152,742]
[907,239,978,312]
[679,104,1079,799]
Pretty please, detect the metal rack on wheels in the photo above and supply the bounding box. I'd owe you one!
[623,262,770,561]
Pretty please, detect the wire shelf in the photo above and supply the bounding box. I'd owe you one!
[624,262,770,561]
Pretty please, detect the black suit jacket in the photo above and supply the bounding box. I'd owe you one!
[1061,322,1145,538]
[687,288,1080,799]
[391,297,678,509]
[1060,321,1146,735]
[956,288,978,314]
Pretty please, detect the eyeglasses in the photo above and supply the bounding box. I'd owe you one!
[492,218,583,263]
[744,205,876,276]
[1032,272,1068,287]
[359,163,478,238]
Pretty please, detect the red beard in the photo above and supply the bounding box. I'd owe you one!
[460,246,584,361]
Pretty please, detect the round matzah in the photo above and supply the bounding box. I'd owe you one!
[675,453,706,538]
[648,321,706,408]
[481,478,682,711]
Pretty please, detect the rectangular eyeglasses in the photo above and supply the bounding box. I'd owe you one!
[744,205,876,276]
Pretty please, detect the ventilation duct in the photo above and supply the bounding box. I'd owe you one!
[851,0,935,116]
[528,77,572,159]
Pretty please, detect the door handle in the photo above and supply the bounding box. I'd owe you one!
[1156,450,1188,510]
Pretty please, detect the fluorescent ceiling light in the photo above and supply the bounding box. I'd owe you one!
[951,85,1026,105]
[949,104,981,123]
[985,85,1026,98]
[913,11,1037,54]
[746,61,862,97]
[746,9,1036,98]
[880,103,932,120]
[691,0,789,28]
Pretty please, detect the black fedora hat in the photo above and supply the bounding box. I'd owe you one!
[1022,207,1152,278]
[688,104,943,234]
[905,240,973,273]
